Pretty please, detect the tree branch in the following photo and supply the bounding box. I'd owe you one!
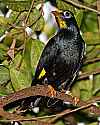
[97,0,100,31]
[0,109,53,125]
[25,0,35,24]
[49,103,94,123]
[0,85,100,115]
[62,0,100,14]
[84,57,100,65]
[78,68,100,80]
[0,83,99,124]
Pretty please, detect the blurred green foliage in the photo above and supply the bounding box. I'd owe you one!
[0,0,100,125]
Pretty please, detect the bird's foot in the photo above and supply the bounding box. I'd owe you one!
[73,96,80,105]
[65,91,79,105]
[48,85,56,97]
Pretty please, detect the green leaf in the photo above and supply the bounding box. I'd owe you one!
[55,120,65,125]
[9,38,33,90]
[80,12,98,32]
[75,10,84,28]
[72,78,93,101]
[31,39,44,75]
[0,65,10,85]
[83,32,100,45]
[0,43,8,61]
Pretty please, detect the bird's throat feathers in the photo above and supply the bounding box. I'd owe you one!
[57,17,79,33]
[55,16,67,29]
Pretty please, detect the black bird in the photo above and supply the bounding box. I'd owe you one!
[32,10,85,95]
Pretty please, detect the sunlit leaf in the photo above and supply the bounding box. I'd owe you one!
[9,39,33,90]
[31,39,44,75]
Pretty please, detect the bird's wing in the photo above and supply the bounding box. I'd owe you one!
[34,37,57,80]
[80,38,86,61]
[61,37,85,90]
[70,38,85,86]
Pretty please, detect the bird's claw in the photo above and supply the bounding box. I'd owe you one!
[65,90,80,105]
[48,85,56,97]
[73,96,80,105]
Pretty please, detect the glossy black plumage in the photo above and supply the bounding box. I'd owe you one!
[32,10,85,91]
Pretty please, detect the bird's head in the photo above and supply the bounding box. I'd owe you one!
[52,10,78,30]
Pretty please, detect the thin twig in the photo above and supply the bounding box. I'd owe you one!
[97,0,100,31]
[12,9,32,24]
[62,0,100,14]
[0,109,53,125]
[84,57,100,65]
[78,68,100,80]
[49,103,94,123]
[25,0,35,24]
[29,0,43,27]
[29,14,42,27]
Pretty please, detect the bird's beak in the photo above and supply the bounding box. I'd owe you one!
[51,10,62,17]
[52,10,67,29]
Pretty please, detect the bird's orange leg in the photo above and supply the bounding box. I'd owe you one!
[48,85,56,97]
[65,91,80,105]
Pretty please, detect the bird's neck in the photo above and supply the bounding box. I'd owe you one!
[58,24,80,41]
[67,24,80,37]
